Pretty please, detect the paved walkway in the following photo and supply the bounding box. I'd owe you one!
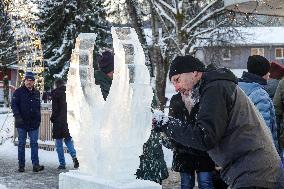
[0,146,181,189]
[0,151,67,189]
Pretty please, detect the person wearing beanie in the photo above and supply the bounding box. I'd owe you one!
[11,71,44,172]
[266,61,284,99]
[239,56,279,154]
[50,78,79,170]
[152,55,283,188]
[270,61,284,80]
[94,51,114,100]
[246,55,271,78]
[272,62,284,151]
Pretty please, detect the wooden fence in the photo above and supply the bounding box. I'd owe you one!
[14,103,67,152]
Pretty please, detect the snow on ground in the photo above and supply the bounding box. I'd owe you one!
[0,184,7,189]
[0,110,73,189]
[0,113,14,145]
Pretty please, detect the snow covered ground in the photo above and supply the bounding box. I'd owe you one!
[0,110,73,189]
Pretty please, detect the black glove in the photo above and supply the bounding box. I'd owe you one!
[15,115,24,125]
[152,117,169,133]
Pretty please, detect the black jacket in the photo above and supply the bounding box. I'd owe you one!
[11,86,41,130]
[161,68,283,189]
[50,86,70,139]
[168,93,214,173]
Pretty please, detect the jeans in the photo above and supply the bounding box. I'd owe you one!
[17,128,39,166]
[55,137,77,166]
[180,171,214,189]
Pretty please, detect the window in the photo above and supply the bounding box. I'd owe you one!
[275,48,284,59]
[222,49,231,60]
[251,48,264,56]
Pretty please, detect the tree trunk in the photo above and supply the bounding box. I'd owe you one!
[149,2,168,110]
[2,65,9,107]
[125,0,153,76]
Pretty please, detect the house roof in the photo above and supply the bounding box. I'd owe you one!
[234,27,284,45]
[196,27,284,47]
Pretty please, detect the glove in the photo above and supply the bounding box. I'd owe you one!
[152,117,169,133]
[152,109,170,132]
[15,115,24,125]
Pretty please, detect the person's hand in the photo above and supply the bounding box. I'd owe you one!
[152,118,164,132]
[15,115,24,125]
[152,110,169,132]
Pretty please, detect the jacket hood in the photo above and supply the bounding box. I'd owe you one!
[239,71,267,85]
[200,68,238,90]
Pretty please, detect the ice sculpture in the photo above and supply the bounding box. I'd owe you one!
[59,28,161,189]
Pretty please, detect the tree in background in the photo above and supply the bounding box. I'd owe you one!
[122,0,231,109]
[0,0,16,107]
[36,0,110,89]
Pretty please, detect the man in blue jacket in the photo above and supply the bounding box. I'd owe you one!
[239,55,279,154]
[11,72,44,172]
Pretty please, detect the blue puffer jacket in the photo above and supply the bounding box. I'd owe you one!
[11,86,41,130]
[239,72,279,151]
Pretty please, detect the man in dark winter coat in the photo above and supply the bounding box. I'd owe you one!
[167,93,215,189]
[95,51,114,100]
[153,55,284,189]
[50,78,79,169]
[11,72,44,172]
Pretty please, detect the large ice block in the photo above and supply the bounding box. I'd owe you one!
[59,171,161,189]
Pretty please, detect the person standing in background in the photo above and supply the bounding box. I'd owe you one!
[11,72,44,172]
[271,62,284,156]
[50,78,79,170]
[238,55,279,153]
[94,51,114,100]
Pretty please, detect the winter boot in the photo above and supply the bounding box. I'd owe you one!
[33,165,44,172]
[57,165,66,170]
[73,158,79,168]
[18,166,25,173]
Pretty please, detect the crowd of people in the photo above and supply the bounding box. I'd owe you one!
[10,50,284,189]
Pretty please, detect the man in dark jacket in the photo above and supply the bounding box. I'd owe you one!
[153,55,284,189]
[50,78,79,169]
[94,51,114,100]
[11,72,44,172]
[168,93,215,189]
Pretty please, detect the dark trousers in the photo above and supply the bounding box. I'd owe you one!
[17,128,39,166]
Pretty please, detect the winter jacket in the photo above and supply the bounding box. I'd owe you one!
[50,85,70,139]
[136,131,169,184]
[239,71,279,151]
[273,79,284,147]
[94,70,112,100]
[11,86,41,130]
[159,68,283,189]
[167,93,215,173]
[265,79,280,99]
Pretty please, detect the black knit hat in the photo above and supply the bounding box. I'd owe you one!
[169,55,206,80]
[98,51,114,74]
[247,55,270,77]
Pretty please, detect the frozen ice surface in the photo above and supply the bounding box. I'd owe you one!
[64,28,157,187]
